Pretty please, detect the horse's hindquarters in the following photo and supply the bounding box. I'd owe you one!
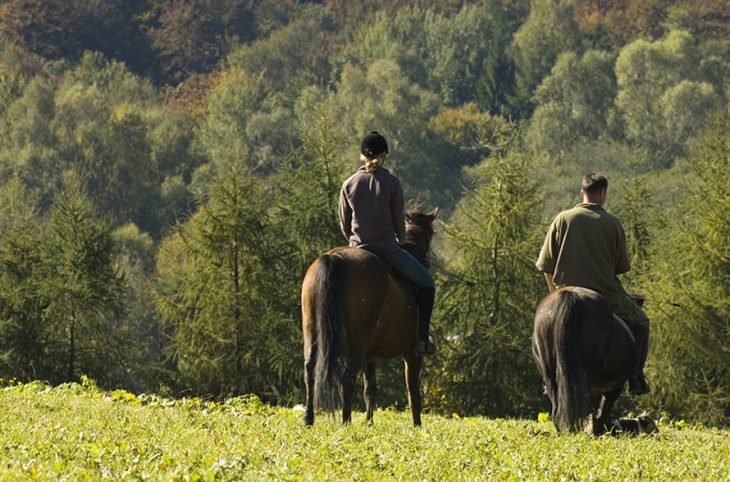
[533,287,638,433]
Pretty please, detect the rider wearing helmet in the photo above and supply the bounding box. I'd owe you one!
[338,131,436,355]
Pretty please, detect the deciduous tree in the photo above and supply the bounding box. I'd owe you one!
[509,0,580,117]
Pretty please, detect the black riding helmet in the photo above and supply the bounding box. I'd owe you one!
[360,131,389,157]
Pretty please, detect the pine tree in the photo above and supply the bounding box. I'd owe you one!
[37,172,125,384]
[431,123,546,416]
[156,159,300,400]
[643,112,729,425]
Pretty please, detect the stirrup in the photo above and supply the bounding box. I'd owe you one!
[416,339,436,355]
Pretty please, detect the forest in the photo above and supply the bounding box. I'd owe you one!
[0,0,727,426]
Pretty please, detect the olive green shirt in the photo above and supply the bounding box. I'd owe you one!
[536,203,630,304]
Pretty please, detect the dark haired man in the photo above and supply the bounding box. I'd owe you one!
[535,173,650,395]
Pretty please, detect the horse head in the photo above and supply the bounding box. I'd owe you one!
[404,208,438,268]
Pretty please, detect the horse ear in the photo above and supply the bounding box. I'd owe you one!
[427,207,439,220]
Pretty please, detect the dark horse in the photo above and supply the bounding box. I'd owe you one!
[532,287,636,435]
[301,209,437,426]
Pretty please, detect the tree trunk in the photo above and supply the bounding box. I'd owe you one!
[231,240,242,376]
[68,315,75,382]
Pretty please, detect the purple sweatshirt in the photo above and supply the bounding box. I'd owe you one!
[338,166,406,254]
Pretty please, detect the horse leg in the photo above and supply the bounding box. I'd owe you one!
[363,362,377,423]
[404,354,423,426]
[587,394,604,436]
[303,344,317,426]
[594,386,622,435]
[342,352,363,424]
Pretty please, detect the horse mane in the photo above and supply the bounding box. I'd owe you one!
[404,211,434,267]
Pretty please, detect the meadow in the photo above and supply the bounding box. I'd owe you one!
[0,379,727,481]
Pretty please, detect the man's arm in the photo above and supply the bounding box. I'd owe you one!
[544,272,556,292]
[536,217,560,292]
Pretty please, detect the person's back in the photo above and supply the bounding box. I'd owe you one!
[537,203,629,304]
[339,167,405,254]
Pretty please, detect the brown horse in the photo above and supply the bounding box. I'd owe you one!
[301,209,437,426]
[532,287,636,435]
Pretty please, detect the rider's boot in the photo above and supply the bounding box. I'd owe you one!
[628,324,650,395]
[415,287,436,355]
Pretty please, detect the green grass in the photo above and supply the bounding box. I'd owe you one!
[0,380,727,481]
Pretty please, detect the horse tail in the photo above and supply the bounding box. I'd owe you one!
[313,253,344,412]
[552,290,591,432]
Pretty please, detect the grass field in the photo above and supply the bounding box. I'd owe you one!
[1,379,727,480]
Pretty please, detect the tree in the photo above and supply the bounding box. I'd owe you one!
[0,180,46,381]
[426,0,515,109]
[144,0,255,84]
[52,54,163,231]
[228,4,338,102]
[614,169,653,286]
[276,98,347,265]
[156,160,300,400]
[428,102,510,167]
[110,223,173,393]
[0,0,153,76]
[509,0,580,117]
[194,67,265,178]
[37,172,125,384]
[643,112,729,425]
[0,77,61,211]
[615,29,719,162]
[430,123,546,416]
[343,7,431,86]
[526,49,618,160]
[0,41,30,116]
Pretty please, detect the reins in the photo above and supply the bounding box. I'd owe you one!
[404,215,475,286]
[430,261,476,287]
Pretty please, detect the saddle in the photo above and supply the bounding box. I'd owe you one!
[356,244,418,297]
[612,292,646,345]
[627,292,646,307]
[612,313,635,344]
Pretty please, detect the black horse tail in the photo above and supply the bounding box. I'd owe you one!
[313,253,344,412]
[553,290,591,432]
